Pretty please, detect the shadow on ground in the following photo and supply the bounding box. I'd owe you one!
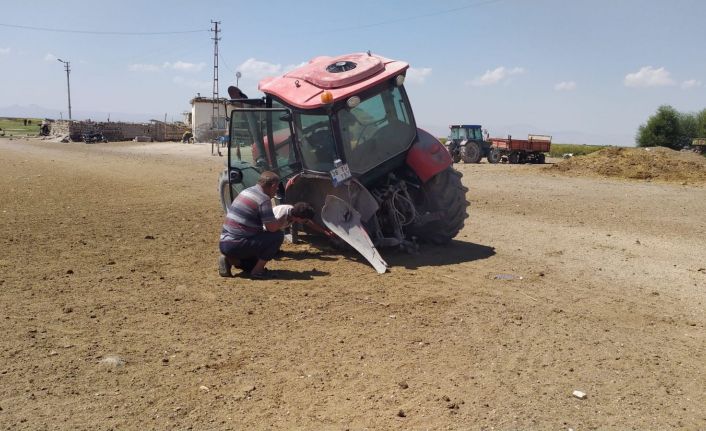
[236,268,330,281]
[283,235,495,271]
[385,240,495,269]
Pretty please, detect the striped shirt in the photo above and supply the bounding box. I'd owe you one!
[220,184,276,240]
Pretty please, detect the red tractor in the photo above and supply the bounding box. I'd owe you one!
[219,52,468,270]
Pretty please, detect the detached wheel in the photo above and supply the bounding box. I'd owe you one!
[219,170,233,213]
[461,142,482,163]
[487,148,501,164]
[415,167,469,244]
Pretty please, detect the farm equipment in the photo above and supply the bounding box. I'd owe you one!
[445,124,491,164]
[690,138,706,154]
[487,134,551,164]
[82,131,108,144]
[219,52,469,272]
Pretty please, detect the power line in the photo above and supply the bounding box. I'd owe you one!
[308,0,505,34]
[0,22,208,35]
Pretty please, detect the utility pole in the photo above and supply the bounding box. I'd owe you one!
[57,59,72,120]
[211,20,221,131]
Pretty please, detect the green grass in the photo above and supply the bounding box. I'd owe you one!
[548,143,609,157]
[0,117,42,137]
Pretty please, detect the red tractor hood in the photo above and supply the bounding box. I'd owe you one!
[259,52,408,109]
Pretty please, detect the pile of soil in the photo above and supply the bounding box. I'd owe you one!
[547,146,706,183]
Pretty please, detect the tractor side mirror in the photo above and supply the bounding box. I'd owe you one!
[229,169,243,184]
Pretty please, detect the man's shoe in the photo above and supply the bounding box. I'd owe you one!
[218,254,233,277]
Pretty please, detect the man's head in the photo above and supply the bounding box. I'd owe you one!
[257,171,280,198]
[290,202,315,223]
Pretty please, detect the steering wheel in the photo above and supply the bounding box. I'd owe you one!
[356,118,387,145]
[302,122,330,150]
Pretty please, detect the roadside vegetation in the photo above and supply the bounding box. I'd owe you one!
[637,105,706,150]
[0,117,41,137]
[548,143,608,157]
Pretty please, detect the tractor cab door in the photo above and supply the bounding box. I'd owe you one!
[226,107,301,201]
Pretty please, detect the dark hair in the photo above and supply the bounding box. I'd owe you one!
[291,202,315,220]
[257,171,280,188]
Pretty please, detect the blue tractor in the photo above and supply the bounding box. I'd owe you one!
[445,124,493,164]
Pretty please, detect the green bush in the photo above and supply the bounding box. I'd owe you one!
[636,105,706,149]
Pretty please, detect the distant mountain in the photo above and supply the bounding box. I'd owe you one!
[0,104,182,123]
[0,104,62,119]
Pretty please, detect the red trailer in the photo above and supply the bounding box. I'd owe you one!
[487,134,551,164]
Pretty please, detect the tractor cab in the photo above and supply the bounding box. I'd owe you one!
[225,54,418,198]
[448,124,485,143]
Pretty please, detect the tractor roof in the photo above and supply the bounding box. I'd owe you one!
[259,52,408,110]
[450,124,482,129]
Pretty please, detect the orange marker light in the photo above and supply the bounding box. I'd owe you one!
[320,90,333,104]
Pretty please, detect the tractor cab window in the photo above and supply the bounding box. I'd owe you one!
[337,86,415,174]
[229,108,298,179]
[293,113,336,173]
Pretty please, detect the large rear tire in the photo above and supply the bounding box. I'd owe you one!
[415,167,469,244]
[461,141,482,163]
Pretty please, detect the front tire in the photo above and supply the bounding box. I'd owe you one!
[219,170,232,213]
[415,167,469,244]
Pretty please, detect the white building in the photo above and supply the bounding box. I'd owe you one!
[189,95,230,142]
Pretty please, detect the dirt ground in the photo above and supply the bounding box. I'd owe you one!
[1,139,705,430]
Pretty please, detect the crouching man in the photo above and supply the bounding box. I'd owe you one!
[218,171,287,279]
[273,202,335,241]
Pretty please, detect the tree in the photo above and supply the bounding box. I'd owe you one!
[636,105,682,149]
[696,108,706,139]
[678,112,698,148]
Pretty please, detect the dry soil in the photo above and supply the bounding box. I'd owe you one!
[1,139,705,430]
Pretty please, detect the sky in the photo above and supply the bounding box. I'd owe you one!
[1,0,705,146]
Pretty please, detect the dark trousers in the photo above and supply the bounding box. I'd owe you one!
[220,231,284,268]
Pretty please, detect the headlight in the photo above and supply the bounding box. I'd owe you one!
[346,96,360,108]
